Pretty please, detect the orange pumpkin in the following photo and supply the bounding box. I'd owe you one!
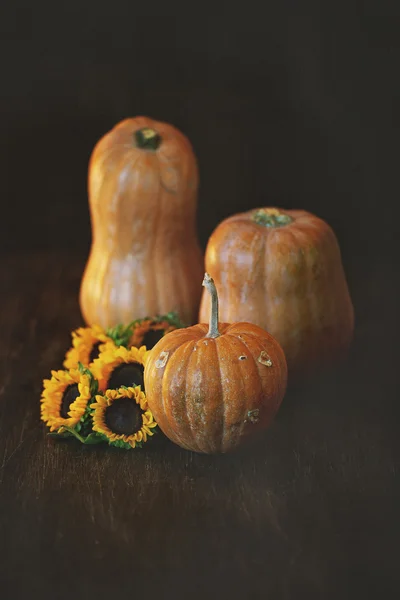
[199,207,354,378]
[80,116,204,329]
[144,273,287,454]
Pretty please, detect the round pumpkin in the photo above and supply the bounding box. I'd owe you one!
[144,273,287,454]
[199,207,354,378]
[80,116,204,329]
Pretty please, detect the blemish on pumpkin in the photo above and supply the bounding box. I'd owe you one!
[239,355,247,361]
[230,421,242,432]
[155,351,169,368]
[258,351,273,367]
[246,409,260,424]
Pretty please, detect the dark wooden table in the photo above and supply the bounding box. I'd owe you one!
[0,250,398,599]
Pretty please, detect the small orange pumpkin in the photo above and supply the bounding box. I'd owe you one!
[144,273,287,454]
[199,207,354,378]
[80,116,204,329]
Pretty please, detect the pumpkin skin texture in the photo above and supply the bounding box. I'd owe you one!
[80,116,204,329]
[199,208,354,379]
[144,274,287,454]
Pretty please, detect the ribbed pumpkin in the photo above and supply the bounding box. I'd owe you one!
[199,207,354,378]
[144,273,287,454]
[80,116,204,329]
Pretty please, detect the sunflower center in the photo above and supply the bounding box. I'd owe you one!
[107,363,145,391]
[89,341,101,363]
[142,329,165,349]
[104,397,143,435]
[60,384,80,419]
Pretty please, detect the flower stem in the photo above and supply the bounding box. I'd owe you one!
[58,426,87,443]
[202,273,220,338]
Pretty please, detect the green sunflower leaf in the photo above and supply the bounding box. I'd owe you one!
[106,322,136,348]
[156,311,186,329]
[106,313,186,349]
[109,439,134,450]
[89,378,99,397]
[77,362,91,377]
[48,430,72,439]
[79,419,94,438]
[55,426,104,445]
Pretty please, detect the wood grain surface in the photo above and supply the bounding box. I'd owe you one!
[0,251,398,600]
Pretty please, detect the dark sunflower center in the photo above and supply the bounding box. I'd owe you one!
[142,329,165,349]
[104,397,143,435]
[61,384,80,419]
[89,341,101,363]
[107,363,145,391]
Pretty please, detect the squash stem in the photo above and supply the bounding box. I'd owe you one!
[202,273,220,338]
[134,128,162,151]
[252,208,293,228]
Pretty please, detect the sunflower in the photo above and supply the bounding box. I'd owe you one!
[90,344,148,392]
[40,368,92,433]
[129,319,175,350]
[129,312,185,350]
[90,386,157,449]
[63,325,113,370]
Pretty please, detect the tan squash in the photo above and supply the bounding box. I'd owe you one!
[80,116,204,329]
[199,207,354,378]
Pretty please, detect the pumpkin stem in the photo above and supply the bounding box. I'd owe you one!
[134,128,162,151]
[202,273,221,339]
[252,208,293,228]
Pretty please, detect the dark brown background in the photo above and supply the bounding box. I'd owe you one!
[0,1,399,599]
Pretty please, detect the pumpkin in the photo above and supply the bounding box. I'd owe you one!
[199,207,354,378]
[144,273,287,454]
[80,116,204,329]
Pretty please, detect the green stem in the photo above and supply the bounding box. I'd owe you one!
[134,127,162,151]
[58,426,87,443]
[202,273,220,339]
[252,208,293,228]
